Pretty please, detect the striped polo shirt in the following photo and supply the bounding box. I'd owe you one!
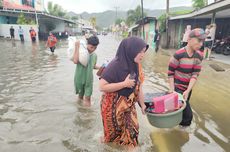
[168,48,203,91]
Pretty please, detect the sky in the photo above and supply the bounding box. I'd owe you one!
[45,0,215,14]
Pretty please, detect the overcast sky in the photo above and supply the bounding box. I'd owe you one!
[45,0,215,14]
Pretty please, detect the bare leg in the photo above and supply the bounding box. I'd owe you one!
[203,48,207,59]
[207,48,211,60]
[83,96,91,107]
[78,95,83,100]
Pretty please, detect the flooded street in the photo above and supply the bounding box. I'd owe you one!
[0,35,229,152]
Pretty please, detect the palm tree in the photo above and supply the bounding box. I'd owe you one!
[126,5,147,26]
[90,17,97,28]
[47,1,67,18]
[192,0,208,10]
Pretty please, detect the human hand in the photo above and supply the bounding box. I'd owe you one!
[123,74,135,88]
[168,88,175,94]
[183,90,190,101]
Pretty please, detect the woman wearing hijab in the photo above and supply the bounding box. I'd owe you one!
[99,37,149,147]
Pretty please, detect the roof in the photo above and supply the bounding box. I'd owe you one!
[128,24,139,32]
[170,0,230,20]
[0,9,77,24]
[136,17,157,25]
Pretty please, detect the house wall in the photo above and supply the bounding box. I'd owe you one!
[0,24,38,41]
[138,20,156,49]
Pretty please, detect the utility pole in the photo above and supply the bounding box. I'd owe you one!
[114,6,119,21]
[166,0,169,48]
[35,12,39,26]
[141,0,145,39]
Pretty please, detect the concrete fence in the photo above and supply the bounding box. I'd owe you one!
[0,24,38,41]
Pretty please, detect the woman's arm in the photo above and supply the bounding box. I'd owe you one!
[99,74,135,93]
[138,84,146,114]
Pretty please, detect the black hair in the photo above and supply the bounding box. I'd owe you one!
[87,36,99,46]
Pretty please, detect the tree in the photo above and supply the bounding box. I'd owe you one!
[126,5,147,26]
[115,18,124,26]
[158,13,166,33]
[90,17,96,28]
[192,0,207,9]
[17,13,36,25]
[0,0,3,8]
[71,16,78,21]
[17,13,27,25]
[47,1,67,18]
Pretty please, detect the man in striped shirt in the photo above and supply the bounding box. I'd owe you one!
[168,28,206,127]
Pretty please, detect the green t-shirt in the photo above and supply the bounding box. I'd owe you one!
[74,53,97,96]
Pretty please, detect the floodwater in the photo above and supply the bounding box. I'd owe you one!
[0,35,229,152]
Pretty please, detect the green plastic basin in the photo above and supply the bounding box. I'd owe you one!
[146,101,186,128]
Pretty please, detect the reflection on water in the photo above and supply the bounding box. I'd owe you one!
[0,36,229,152]
[151,129,189,152]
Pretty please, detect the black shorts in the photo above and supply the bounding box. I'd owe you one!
[204,41,213,49]
[32,37,36,42]
[50,46,56,52]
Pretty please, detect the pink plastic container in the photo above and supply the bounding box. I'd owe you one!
[153,93,179,113]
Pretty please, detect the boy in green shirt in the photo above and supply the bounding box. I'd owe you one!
[73,36,100,106]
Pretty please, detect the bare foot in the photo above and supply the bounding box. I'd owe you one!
[83,100,91,107]
[84,96,91,107]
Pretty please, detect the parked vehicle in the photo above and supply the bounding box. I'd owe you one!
[223,37,230,56]
[213,39,222,54]
[102,31,108,36]
[213,36,230,55]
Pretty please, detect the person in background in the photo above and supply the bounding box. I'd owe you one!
[204,24,216,60]
[73,36,100,107]
[10,26,15,40]
[168,28,205,128]
[18,26,24,42]
[46,32,58,55]
[29,27,36,42]
[181,25,191,47]
[99,37,149,147]
[154,29,161,52]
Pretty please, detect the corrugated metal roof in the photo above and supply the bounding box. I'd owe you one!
[170,0,230,20]
[0,9,77,24]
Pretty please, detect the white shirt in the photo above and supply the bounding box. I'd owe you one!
[18,28,24,35]
[205,28,212,41]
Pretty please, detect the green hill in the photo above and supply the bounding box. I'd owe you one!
[68,6,193,28]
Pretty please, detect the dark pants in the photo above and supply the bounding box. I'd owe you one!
[10,34,15,39]
[175,88,193,126]
[50,46,56,53]
[31,37,36,42]
[19,34,24,42]
[155,40,160,52]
